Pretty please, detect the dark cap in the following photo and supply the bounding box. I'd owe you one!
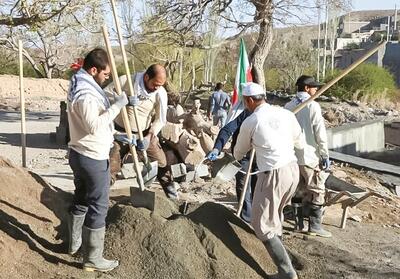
[295,75,323,88]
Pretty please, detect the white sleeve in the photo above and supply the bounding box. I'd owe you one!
[290,112,305,150]
[311,103,329,158]
[233,118,254,161]
[76,96,120,135]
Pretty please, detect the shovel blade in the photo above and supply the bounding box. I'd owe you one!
[130,187,156,211]
[142,161,158,186]
[214,160,242,183]
[211,153,241,182]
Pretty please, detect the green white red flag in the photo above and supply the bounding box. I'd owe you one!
[232,38,252,105]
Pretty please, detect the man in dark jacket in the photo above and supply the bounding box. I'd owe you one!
[206,108,257,222]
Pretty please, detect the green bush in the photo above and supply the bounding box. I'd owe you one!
[0,62,40,78]
[324,63,398,101]
[265,68,281,90]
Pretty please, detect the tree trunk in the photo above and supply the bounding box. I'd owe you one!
[317,0,321,81]
[248,0,274,89]
[179,49,184,91]
[23,53,45,78]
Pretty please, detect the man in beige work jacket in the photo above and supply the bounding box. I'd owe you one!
[107,64,178,199]
[285,75,332,238]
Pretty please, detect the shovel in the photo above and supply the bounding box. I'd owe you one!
[103,26,156,210]
[210,153,242,183]
[109,0,157,182]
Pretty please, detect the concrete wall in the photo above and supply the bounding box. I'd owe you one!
[327,120,385,155]
[385,121,400,146]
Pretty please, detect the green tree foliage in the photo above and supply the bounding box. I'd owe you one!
[325,63,398,101]
[265,68,281,91]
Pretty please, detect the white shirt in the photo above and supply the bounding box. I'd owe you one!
[285,91,329,168]
[106,73,168,135]
[234,103,304,172]
[68,69,120,160]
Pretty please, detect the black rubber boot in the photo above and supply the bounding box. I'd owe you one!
[163,182,179,199]
[263,236,298,279]
[82,226,119,272]
[292,203,304,232]
[68,213,85,255]
[158,167,178,199]
[308,204,332,238]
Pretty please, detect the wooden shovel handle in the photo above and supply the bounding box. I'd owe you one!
[109,0,149,165]
[102,26,145,191]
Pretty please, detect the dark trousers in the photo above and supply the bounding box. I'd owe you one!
[235,156,257,223]
[69,149,110,229]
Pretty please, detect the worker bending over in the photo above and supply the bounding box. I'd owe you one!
[107,64,178,199]
[234,82,304,279]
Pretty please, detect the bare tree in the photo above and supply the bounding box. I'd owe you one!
[267,27,317,90]
[0,0,104,78]
[146,0,325,88]
[0,0,73,27]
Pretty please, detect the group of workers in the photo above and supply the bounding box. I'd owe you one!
[66,47,332,278]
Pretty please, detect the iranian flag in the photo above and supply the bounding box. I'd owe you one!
[232,38,252,105]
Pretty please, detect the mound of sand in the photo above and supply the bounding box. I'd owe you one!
[0,75,69,111]
[0,156,74,278]
[0,75,68,99]
[105,198,277,279]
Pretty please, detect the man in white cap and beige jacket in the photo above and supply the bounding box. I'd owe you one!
[234,82,304,279]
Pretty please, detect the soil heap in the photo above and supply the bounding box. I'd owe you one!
[0,156,74,278]
[105,199,277,279]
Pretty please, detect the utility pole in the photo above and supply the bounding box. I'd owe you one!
[387,16,391,42]
[322,0,329,80]
[317,0,321,81]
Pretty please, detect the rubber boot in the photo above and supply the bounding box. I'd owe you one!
[263,236,298,279]
[82,226,119,272]
[163,182,179,199]
[158,167,179,199]
[292,204,304,232]
[308,205,332,238]
[68,213,85,255]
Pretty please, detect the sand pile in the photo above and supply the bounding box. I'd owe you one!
[105,197,278,279]
[0,156,74,278]
[0,74,69,111]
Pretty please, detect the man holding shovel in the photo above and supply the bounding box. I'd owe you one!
[285,75,332,238]
[234,82,303,279]
[67,48,133,272]
[107,64,178,199]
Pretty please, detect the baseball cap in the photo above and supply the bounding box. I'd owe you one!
[295,75,323,88]
[241,82,265,96]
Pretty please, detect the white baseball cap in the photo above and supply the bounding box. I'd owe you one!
[241,82,265,96]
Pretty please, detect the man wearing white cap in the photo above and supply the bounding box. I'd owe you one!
[234,82,304,279]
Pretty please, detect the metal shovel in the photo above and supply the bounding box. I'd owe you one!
[210,153,242,183]
[103,26,156,211]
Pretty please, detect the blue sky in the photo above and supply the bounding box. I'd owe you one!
[352,0,399,11]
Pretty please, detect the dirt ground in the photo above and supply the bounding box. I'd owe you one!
[0,75,399,279]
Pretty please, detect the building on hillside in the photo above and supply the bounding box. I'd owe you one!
[313,9,400,86]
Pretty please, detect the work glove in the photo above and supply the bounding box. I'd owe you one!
[137,137,150,151]
[114,134,137,146]
[128,95,140,106]
[206,148,220,161]
[114,91,128,109]
[321,157,331,170]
